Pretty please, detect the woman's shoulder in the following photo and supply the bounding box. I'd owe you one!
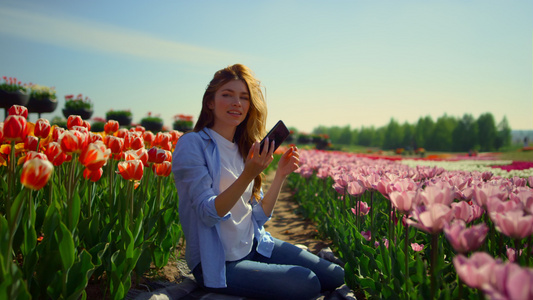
[175,130,211,150]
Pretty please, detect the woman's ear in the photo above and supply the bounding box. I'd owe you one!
[207,100,214,110]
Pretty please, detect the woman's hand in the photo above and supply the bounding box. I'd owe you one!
[242,138,275,180]
[276,146,299,178]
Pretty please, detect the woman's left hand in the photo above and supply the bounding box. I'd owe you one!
[276,146,300,178]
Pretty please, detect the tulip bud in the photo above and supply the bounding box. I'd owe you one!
[117,159,144,181]
[79,141,111,171]
[4,115,28,142]
[21,158,54,190]
[24,151,48,163]
[83,167,103,182]
[124,132,144,150]
[24,135,39,151]
[59,130,88,154]
[104,120,119,134]
[153,161,172,177]
[105,135,124,154]
[88,132,103,143]
[8,105,28,118]
[83,120,91,131]
[45,142,68,166]
[67,115,84,130]
[34,118,51,139]
[143,131,155,147]
[52,126,65,142]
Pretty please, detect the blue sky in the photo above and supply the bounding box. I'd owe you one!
[1,0,531,133]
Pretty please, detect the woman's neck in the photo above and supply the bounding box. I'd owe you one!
[210,124,236,142]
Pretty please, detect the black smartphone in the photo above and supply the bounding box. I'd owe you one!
[259,120,290,153]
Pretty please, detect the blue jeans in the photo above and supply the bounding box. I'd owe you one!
[192,238,345,300]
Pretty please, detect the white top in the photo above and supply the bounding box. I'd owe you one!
[208,128,254,261]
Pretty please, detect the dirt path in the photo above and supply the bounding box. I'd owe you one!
[262,171,332,254]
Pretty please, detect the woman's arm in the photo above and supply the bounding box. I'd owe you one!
[260,146,299,216]
[214,139,276,217]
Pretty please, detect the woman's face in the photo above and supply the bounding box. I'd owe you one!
[209,79,250,132]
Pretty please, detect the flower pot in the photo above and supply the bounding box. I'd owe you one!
[0,90,30,119]
[173,124,193,132]
[141,120,163,132]
[107,115,132,127]
[27,97,58,117]
[62,108,93,120]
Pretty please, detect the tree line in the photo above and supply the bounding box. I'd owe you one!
[311,112,512,152]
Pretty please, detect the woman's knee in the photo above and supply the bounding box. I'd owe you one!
[280,266,321,299]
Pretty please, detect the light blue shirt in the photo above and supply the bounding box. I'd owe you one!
[172,129,274,288]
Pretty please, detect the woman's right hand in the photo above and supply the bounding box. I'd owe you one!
[243,138,275,180]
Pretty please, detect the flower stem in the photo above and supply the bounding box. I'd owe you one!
[430,233,439,300]
[404,221,409,299]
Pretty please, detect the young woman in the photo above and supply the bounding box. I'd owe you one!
[172,64,344,299]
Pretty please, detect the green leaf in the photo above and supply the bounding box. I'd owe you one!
[56,222,75,270]
[65,250,95,300]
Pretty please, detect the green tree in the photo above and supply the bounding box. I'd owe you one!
[338,125,353,145]
[477,112,497,151]
[427,114,457,151]
[358,126,375,146]
[495,116,512,150]
[414,116,434,149]
[452,114,478,152]
[383,118,403,150]
[401,122,415,150]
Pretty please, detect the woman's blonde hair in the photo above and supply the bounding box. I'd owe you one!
[194,64,267,200]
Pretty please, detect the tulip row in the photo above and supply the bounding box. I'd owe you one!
[0,105,182,299]
[288,149,533,299]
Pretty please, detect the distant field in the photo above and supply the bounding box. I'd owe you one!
[497,149,533,162]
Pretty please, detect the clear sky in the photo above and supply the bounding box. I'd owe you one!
[1,0,532,133]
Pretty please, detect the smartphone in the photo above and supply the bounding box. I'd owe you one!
[259,120,290,153]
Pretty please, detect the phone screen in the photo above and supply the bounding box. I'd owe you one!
[259,120,290,153]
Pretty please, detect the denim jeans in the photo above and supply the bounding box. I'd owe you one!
[192,238,345,300]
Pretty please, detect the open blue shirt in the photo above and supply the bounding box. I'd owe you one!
[172,129,275,288]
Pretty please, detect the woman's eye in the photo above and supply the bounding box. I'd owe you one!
[240,96,249,101]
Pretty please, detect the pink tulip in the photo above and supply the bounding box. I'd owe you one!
[406,203,454,234]
[347,180,366,196]
[453,252,499,289]
[411,243,424,252]
[505,245,523,263]
[389,190,419,214]
[450,201,474,223]
[361,230,371,241]
[473,183,510,209]
[351,201,370,216]
[510,188,533,214]
[418,181,455,206]
[491,209,533,239]
[444,219,488,253]
[529,176,533,188]
[483,262,533,300]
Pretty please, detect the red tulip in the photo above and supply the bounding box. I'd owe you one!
[116,128,129,138]
[153,161,172,177]
[88,132,103,143]
[169,130,182,145]
[153,132,171,148]
[79,141,111,171]
[67,115,84,130]
[45,142,68,166]
[104,120,119,134]
[124,132,144,150]
[105,135,124,154]
[8,105,28,118]
[24,151,48,163]
[52,126,65,142]
[21,158,54,190]
[83,167,103,182]
[82,120,91,131]
[59,130,88,154]
[143,131,155,147]
[34,118,51,139]
[117,159,144,181]
[147,147,169,164]
[24,135,39,151]
[0,122,4,144]
[132,125,145,133]
[4,115,28,142]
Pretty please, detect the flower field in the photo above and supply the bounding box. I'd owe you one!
[1,105,182,299]
[289,149,533,299]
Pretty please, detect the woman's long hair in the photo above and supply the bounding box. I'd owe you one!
[194,64,267,200]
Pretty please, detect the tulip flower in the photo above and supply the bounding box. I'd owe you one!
[473,183,510,209]
[34,118,51,139]
[117,159,144,181]
[153,161,172,177]
[361,230,371,241]
[79,141,111,171]
[52,126,65,142]
[8,105,28,118]
[406,203,454,234]
[116,128,129,138]
[20,158,54,190]
[83,167,103,182]
[389,190,419,214]
[4,115,28,142]
[450,201,475,223]
[123,148,148,166]
[124,132,144,150]
[82,120,91,131]
[444,219,488,253]
[24,151,48,163]
[143,131,155,147]
[351,201,370,216]
[347,180,365,196]
[418,181,455,206]
[510,188,533,214]
[59,129,88,154]
[0,122,4,144]
[67,115,84,130]
[169,130,182,145]
[411,243,424,252]
[483,262,533,300]
[45,142,68,166]
[105,135,124,154]
[104,120,120,134]
[24,135,39,151]
[153,132,171,148]
[453,252,499,290]
[491,209,533,239]
[147,147,167,164]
